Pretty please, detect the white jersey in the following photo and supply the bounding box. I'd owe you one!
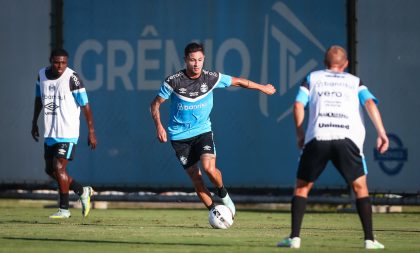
[36,67,89,144]
[295,69,377,153]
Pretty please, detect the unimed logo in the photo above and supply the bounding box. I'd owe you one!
[374,133,407,175]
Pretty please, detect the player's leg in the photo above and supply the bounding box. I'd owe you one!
[45,159,56,179]
[291,179,313,236]
[351,175,384,248]
[186,164,215,210]
[333,139,384,249]
[352,175,373,239]
[171,136,216,210]
[49,156,72,218]
[278,139,328,248]
[44,143,56,179]
[197,132,235,216]
[43,143,70,218]
[277,179,313,248]
[53,157,71,206]
[200,154,235,216]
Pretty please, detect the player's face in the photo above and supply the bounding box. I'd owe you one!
[50,56,68,77]
[185,51,205,78]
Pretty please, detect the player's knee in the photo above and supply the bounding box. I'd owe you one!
[54,165,69,181]
[352,183,368,197]
[187,166,202,182]
[294,181,312,197]
[203,167,216,176]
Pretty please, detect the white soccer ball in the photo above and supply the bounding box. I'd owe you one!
[208,205,234,229]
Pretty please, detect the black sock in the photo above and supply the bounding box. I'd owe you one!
[356,197,374,240]
[216,186,228,198]
[291,196,307,238]
[70,180,84,196]
[59,193,69,210]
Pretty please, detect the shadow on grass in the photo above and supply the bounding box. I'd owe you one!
[2,236,248,247]
[303,226,420,234]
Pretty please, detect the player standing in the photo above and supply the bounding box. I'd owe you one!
[277,45,388,249]
[150,42,276,217]
[31,49,97,218]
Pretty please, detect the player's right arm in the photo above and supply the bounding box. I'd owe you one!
[293,78,310,149]
[230,77,276,95]
[31,76,43,142]
[150,96,167,143]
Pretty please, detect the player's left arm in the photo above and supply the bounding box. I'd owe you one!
[81,104,97,149]
[230,77,276,95]
[359,82,388,154]
[71,73,97,149]
[364,99,388,154]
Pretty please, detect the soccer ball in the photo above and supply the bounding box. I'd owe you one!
[208,205,234,229]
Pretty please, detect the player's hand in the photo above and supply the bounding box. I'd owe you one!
[88,131,97,150]
[262,84,276,95]
[377,132,389,154]
[297,131,305,149]
[157,125,167,143]
[31,123,39,142]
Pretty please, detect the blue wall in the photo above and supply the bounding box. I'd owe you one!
[63,0,348,188]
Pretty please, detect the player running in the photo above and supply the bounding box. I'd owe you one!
[150,42,276,217]
[277,45,388,249]
[31,49,97,218]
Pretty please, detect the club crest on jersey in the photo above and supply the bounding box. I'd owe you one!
[179,156,188,165]
[200,83,208,93]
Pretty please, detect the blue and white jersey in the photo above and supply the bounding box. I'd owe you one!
[36,67,89,145]
[295,69,377,152]
[158,69,232,140]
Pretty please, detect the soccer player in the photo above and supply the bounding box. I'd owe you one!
[150,42,276,217]
[277,45,389,249]
[31,49,97,219]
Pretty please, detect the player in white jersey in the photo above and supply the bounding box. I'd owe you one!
[151,42,276,218]
[277,46,389,249]
[31,49,97,219]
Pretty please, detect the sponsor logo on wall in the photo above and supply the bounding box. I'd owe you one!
[374,133,407,175]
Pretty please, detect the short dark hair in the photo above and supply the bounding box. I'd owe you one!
[50,48,69,60]
[184,42,204,57]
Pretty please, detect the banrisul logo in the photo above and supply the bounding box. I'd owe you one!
[374,133,407,175]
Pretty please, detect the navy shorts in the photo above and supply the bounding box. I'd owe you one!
[297,138,366,184]
[44,142,76,161]
[171,131,216,169]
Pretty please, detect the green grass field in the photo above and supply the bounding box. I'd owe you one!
[0,200,419,253]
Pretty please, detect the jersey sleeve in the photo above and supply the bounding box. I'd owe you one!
[215,73,232,88]
[35,75,41,97]
[295,74,310,106]
[358,80,378,106]
[158,81,173,99]
[70,73,89,106]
